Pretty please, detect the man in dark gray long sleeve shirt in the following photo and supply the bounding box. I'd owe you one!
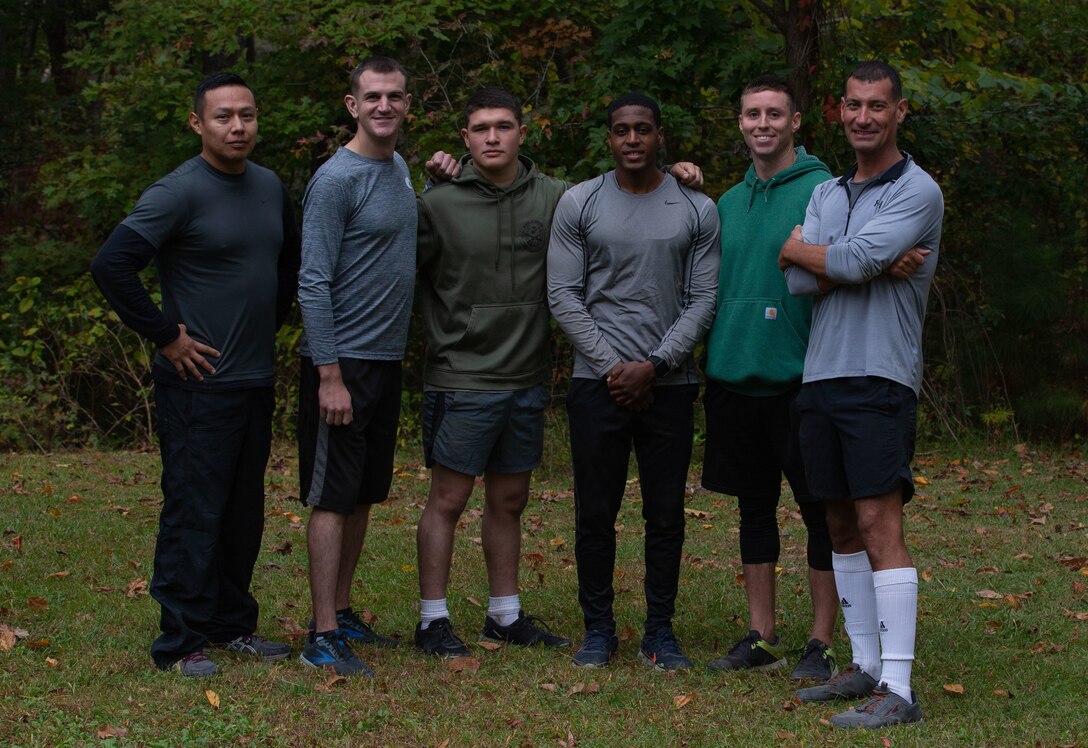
[548,92,719,671]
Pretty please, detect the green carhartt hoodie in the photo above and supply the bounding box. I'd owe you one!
[417,154,569,390]
[703,147,832,395]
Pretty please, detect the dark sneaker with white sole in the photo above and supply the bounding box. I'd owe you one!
[171,650,218,677]
[829,684,924,729]
[482,611,571,648]
[572,630,618,668]
[707,629,786,672]
[789,638,837,681]
[639,628,694,671]
[213,634,291,662]
[308,609,400,648]
[415,617,470,658]
[299,631,374,676]
[794,662,878,702]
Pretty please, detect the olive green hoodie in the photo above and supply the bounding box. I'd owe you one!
[417,154,569,390]
[703,147,831,395]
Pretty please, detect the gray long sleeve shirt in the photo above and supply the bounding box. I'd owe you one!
[298,147,417,364]
[547,172,720,383]
[785,154,944,394]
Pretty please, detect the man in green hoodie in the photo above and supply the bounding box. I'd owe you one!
[701,75,840,679]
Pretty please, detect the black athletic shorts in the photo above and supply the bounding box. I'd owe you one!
[795,376,917,504]
[298,357,401,514]
[701,381,813,502]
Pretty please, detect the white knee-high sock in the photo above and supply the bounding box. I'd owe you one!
[420,598,450,629]
[833,550,881,681]
[488,594,521,627]
[873,567,918,702]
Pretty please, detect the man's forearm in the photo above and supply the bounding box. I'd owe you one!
[779,235,830,278]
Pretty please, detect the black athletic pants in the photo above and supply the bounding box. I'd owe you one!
[150,383,273,668]
[567,379,698,637]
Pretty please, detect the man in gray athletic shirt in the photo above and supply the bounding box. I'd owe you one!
[296,56,436,676]
[548,92,720,671]
[91,72,298,677]
[779,61,943,728]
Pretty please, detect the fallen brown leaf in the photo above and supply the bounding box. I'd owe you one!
[11,535,22,551]
[283,511,302,523]
[567,682,585,696]
[1061,608,1088,621]
[881,737,893,748]
[976,565,999,574]
[618,626,638,642]
[434,740,450,748]
[477,641,502,651]
[45,657,58,667]
[539,682,557,692]
[943,683,965,695]
[205,689,220,709]
[774,731,796,740]
[125,578,148,598]
[270,540,292,554]
[466,596,482,608]
[46,571,70,579]
[673,694,693,709]
[975,589,1003,599]
[0,628,15,652]
[96,725,128,739]
[993,689,1012,698]
[921,568,933,582]
[447,656,480,673]
[27,596,48,612]
[47,506,60,518]
[683,508,709,519]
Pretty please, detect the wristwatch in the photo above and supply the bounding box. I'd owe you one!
[648,355,670,379]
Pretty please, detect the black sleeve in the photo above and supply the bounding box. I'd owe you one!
[89,224,180,347]
[275,183,302,331]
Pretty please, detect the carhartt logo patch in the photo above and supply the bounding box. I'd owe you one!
[765,306,777,320]
[840,597,851,608]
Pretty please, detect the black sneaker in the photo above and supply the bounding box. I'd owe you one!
[828,684,924,729]
[299,631,374,677]
[414,617,469,658]
[572,630,618,668]
[707,629,786,672]
[639,628,693,671]
[482,610,571,648]
[307,609,400,648]
[213,634,292,662]
[790,638,838,681]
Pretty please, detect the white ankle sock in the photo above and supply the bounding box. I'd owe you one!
[874,567,918,702]
[420,598,449,629]
[833,550,882,681]
[488,594,521,627]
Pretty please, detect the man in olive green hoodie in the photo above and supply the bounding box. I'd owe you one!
[701,75,840,679]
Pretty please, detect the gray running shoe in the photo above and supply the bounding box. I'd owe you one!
[829,684,924,729]
[789,638,838,681]
[794,662,877,702]
[214,634,291,662]
[171,651,218,677]
[707,629,786,672]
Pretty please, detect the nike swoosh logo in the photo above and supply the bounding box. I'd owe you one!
[665,200,679,205]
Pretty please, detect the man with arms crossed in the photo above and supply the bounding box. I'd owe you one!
[296,56,418,676]
[701,75,838,680]
[549,93,720,670]
[779,61,942,728]
[91,73,298,676]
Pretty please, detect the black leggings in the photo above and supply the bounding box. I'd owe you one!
[737,494,832,571]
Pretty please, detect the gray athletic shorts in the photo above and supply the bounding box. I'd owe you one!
[422,384,549,476]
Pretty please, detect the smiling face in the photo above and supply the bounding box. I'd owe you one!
[461,107,527,186]
[188,85,257,174]
[840,75,907,162]
[606,105,664,176]
[739,89,800,171]
[345,69,411,152]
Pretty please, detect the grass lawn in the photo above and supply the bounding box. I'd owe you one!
[1,436,1086,746]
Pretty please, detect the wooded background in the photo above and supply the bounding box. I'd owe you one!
[1,0,1085,449]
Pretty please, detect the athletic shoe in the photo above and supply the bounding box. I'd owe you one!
[572,630,618,668]
[299,631,374,676]
[639,628,694,671]
[707,629,786,672]
[213,634,291,662]
[414,617,469,658]
[828,684,924,729]
[307,609,400,648]
[171,651,218,677]
[482,611,571,648]
[794,662,878,702]
[789,638,838,681]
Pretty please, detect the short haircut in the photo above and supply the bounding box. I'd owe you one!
[741,74,797,115]
[464,87,523,125]
[606,92,661,128]
[847,61,902,101]
[194,73,252,116]
[351,56,409,96]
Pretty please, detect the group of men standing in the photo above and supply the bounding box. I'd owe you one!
[91,54,942,730]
